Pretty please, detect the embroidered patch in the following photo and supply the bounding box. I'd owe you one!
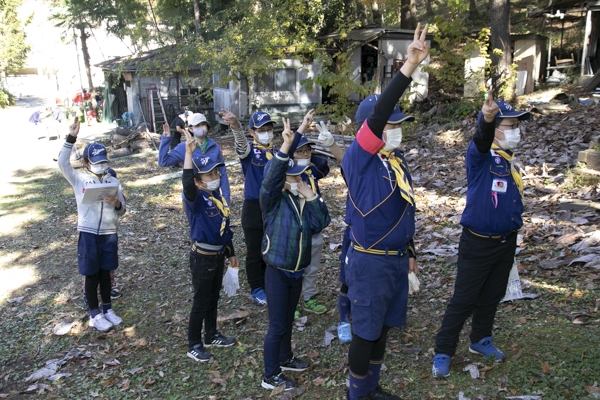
[491,179,508,194]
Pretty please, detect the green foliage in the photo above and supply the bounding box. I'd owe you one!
[0,0,31,75]
[302,50,375,123]
[0,88,15,108]
[423,0,480,94]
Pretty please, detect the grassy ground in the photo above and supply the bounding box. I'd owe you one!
[1,128,599,400]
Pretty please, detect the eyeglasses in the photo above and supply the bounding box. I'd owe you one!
[295,147,311,156]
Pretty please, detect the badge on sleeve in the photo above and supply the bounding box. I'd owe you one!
[491,179,508,194]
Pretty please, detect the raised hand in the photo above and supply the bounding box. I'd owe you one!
[219,108,240,129]
[68,117,80,137]
[405,23,430,68]
[183,128,196,154]
[481,90,499,122]
[315,121,335,147]
[162,122,170,137]
[302,109,315,127]
[281,118,294,145]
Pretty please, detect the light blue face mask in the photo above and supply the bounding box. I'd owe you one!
[90,162,108,174]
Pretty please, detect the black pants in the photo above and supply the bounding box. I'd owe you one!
[241,199,266,291]
[434,229,516,356]
[85,269,111,311]
[188,250,224,348]
[170,130,182,150]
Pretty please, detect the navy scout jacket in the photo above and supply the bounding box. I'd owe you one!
[182,169,234,252]
[259,152,331,272]
[460,117,524,236]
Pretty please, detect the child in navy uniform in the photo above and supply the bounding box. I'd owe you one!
[341,24,428,400]
[259,118,331,391]
[181,130,238,362]
[431,92,530,378]
[58,118,126,332]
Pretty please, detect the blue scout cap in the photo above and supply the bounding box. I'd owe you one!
[495,100,530,121]
[193,155,224,174]
[82,143,109,164]
[286,159,309,175]
[297,136,313,149]
[249,111,275,129]
[355,94,415,126]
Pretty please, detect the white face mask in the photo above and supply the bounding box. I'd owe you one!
[193,126,207,137]
[89,162,108,174]
[295,158,311,166]
[382,127,403,152]
[204,178,220,191]
[257,131,274,145]
[497,128,520,150]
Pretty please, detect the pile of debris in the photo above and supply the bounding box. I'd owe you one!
[110,123,160,157]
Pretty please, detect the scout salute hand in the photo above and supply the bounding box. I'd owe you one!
[400,22,430,77]
[482,90,500,122]
[280,118,294,154]
[183,128,195,154]
[219,108,241,130]
[162,122,171,137]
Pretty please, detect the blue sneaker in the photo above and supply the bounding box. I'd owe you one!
[469,336,505,360]
[338,322,352,343]
[251,288,267,306]
[432,354,451,378]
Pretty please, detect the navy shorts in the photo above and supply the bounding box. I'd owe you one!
[77,232,119,276]
[344,246,409,341]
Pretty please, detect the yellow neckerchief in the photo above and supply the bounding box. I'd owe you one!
[378,148,414,205]
[491,144,523,200]
[253,141,273,160]
[207,189,230,236]
[304,170,317,193]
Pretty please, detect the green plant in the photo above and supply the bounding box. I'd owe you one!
[0,88,15,108]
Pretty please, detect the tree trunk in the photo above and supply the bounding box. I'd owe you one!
[425,0,434,17]
[469,0,479,19]
[193,0,201,37]
[78,26,94,91]
[400,0,417,29]
[372,2,383,27]
[490,0,514,101]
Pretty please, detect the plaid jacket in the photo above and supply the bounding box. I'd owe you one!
[260,152,331,272]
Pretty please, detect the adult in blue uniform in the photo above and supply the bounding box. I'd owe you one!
[431,93,530,377]
[158,113,230,204]
[342,24,428,400]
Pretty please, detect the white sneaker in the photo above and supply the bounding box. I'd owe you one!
[89,313,113,331]
[103,309,122,326]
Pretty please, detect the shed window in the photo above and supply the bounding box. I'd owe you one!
[255,68,297,92]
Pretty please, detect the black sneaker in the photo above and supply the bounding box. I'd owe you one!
[367,385,402,400]
[261,372,296,391]
[280,355,310,372]
[204,332,236,347]
[187,344,213,362]
[110,289,122,299]
[81,295,89,310]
